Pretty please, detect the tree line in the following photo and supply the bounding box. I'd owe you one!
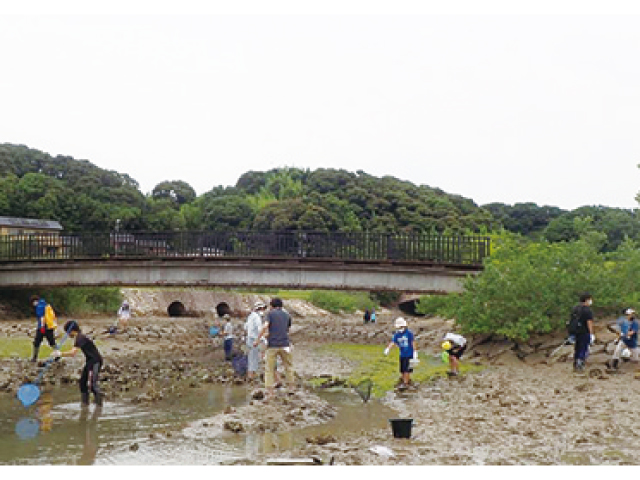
[1,144,639,253]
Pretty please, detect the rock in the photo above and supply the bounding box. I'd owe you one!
[369,445,395,457]
[514,343,535,356]
[521,352,549,365]
[306,434,336,445]
[468,334,494,350]
[223,420,245,433]
[129,443,139,451]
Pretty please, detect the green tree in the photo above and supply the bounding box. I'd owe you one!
[197,194,254,231]
[417,231,616,341]
[152,180,197,207]
[141,197,187,231]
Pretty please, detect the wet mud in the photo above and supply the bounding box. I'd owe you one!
[2,311,640,465]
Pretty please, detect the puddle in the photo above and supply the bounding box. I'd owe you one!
[0,384,250,465]
[0,386,395,465]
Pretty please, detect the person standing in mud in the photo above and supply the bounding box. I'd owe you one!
[116,301,131,333]
[58,321,104,407]
[29,295,60,362]
[245,301,267,380]
[223,314,234,361]
[384,317,418,388]
[363,309,371,324]
[607,308,639,369]
[571,293,596,372]
[254,297,294,399]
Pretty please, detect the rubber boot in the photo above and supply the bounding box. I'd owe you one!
[81,392,90,406]
[613,358,620,370]
[30,346,39,363]
[94,393,103,407]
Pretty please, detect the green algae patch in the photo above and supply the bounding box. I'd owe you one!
[0,337,73,359]
[316,343,482,399]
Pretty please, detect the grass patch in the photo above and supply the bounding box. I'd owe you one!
[272,290,314,301]
[316,343,483,398]
[0,337,74,359]
[307,291,375,314]
[232,289,380,314]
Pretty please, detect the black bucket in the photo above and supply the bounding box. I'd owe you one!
[389,418,413,438]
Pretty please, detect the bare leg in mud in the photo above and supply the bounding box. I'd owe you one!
[449,355,459,376]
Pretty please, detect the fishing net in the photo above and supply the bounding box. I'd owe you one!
[354,378,373,403]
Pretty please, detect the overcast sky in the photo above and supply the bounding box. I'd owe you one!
[1,5,640,211]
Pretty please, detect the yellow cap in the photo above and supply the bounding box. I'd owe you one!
[441,341,452,350]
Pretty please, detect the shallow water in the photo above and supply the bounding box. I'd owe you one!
[1,384,250,465]
[0,386,395,465]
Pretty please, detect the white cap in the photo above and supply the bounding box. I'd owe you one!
[394,317,407,329]
[625,308,636,315]
[253,301,266,310]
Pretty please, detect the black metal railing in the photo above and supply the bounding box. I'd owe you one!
[0,231,490,266]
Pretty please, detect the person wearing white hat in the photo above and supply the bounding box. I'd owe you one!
[245,301,267,380]
[608,308,639,369]
[384,317,417,389]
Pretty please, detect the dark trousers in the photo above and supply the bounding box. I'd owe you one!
[574,332,591,364]
[224,338,233,360]
[34,328,57,348]
[80,362,102,396]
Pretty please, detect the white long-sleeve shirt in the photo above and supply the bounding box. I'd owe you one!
[245,311,263,341]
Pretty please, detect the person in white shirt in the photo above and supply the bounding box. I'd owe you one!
[245,301,267,379]
[441,332,467,376]
[223,314,234,361]
[116,301,131,333]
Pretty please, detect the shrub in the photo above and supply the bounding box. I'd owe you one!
[308,290,376,314]
[0,287,123,317]
[417,231,630,342]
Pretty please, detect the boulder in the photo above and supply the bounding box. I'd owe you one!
[521,352,550,365]
[223,420,245,433]
[514,343,536,356]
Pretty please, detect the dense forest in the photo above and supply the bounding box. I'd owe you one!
[1,143,639,251]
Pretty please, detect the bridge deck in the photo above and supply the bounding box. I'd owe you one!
[0,232,488,292]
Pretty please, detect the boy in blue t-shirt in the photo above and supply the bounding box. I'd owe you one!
[384,317,418,388]
[608,308,639,369]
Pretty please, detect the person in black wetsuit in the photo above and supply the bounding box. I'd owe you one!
[59,321,104,407]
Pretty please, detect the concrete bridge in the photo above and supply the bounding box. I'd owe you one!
[0,231,488,293]
[0,257,480,294]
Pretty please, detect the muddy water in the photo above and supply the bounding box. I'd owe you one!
[0,386,394,465]
[0,384,251,465]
